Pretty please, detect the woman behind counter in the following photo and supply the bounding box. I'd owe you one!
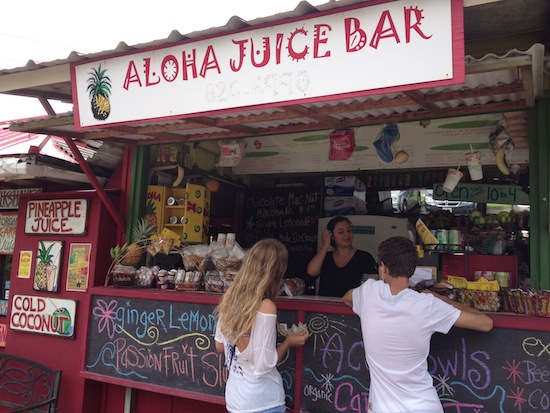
[215,239,309,413]
[307,216,377,297]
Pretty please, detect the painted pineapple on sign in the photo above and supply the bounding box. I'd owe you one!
[34,240,63,292]
[87,65,112,120]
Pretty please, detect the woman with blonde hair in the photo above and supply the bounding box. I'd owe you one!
[215,239,309,413]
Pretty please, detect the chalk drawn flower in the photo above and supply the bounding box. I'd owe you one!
[434,374,454,397]
[503,359,524,384]
[507,386,527,412]
[321,373,334,391]
[92,299,118,339]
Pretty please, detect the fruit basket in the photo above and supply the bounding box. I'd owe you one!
[460,289,501,312]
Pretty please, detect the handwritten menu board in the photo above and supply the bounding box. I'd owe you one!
[86,296,225,396]
[243,187,322,252]
[432,183,530,205]
[85,296,298,401]
[301,312,550,413]
[301,313,366,412]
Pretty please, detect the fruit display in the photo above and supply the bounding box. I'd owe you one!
[122,218,157,266]
[467,210,513,227]
[420,210,455,230]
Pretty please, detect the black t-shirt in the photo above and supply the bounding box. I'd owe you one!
[318,249,378,297]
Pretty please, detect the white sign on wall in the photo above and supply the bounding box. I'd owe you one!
[72,0,463,129]
[0,188,42,209]
[0,212,17,254]
[10,295,77,337]
[25,199,88,234]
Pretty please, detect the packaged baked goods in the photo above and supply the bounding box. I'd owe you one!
[135,266,155,287]
[280,278,305,297]
[181,244,210,270]
[204,271,224,293]
[277,322,308,336]
[111,265,136,287]
[175,269,203,291]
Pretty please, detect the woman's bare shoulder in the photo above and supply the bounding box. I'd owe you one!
[258,298,277,314]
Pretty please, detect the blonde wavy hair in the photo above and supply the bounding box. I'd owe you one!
[215,238,288,345]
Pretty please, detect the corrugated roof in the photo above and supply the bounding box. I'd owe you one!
[0,0,547,147]
[0,123,123,170]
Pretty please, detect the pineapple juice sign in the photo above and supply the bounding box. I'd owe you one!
[25,199,88,235]
[72,0,463,128]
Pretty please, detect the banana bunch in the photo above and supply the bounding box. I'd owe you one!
[489,119,518,176]
[495,147,510,176]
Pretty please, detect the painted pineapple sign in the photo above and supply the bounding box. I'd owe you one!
[87,65,112,120]
[33,240,63,292]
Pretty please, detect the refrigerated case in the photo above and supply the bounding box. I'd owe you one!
[317,215,416,259]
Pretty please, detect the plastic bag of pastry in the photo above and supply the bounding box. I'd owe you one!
[198,255,214,274]
[281,278,306,297]
[277,322,308,336]
[181,244,209,270]
[204,271,224,293]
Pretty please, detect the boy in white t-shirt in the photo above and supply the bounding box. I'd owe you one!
[342,236,493,413]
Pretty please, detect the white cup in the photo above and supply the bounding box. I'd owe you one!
[442,168,463,193]
[217,233,226,247]
[465,151,483,181]
[226,233,236,248]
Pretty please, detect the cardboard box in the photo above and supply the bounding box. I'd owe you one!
[366,198,393,215]
[324,176,366,200]
[323,196,367,217]
[366,190,392,202]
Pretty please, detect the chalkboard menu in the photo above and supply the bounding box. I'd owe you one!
[86,296,224,396]
[243,187,322,252]
[301,313,366,412]
[300,312,550,413]
[431,328,550,413]
[86,296,298,401]
[277,310,299,407]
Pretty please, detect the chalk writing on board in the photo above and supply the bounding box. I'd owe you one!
[301,313,550,413]
[243,188,321,252]
[86,297,227,394]
[302,314,369,412]
[86,296,299,401]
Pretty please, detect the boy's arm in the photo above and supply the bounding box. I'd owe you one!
[424,290,494,332]
[342,288,354,308]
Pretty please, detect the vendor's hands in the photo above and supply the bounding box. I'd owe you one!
[321,229,332,250]
[286,330,310,348]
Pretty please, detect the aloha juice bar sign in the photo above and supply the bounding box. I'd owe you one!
[72,0,463,128]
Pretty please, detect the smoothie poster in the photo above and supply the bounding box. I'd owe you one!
[66,243,91,292]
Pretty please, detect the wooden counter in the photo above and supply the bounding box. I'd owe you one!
[83,287,550,413]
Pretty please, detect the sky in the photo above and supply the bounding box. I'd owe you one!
[0,0,328,122]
